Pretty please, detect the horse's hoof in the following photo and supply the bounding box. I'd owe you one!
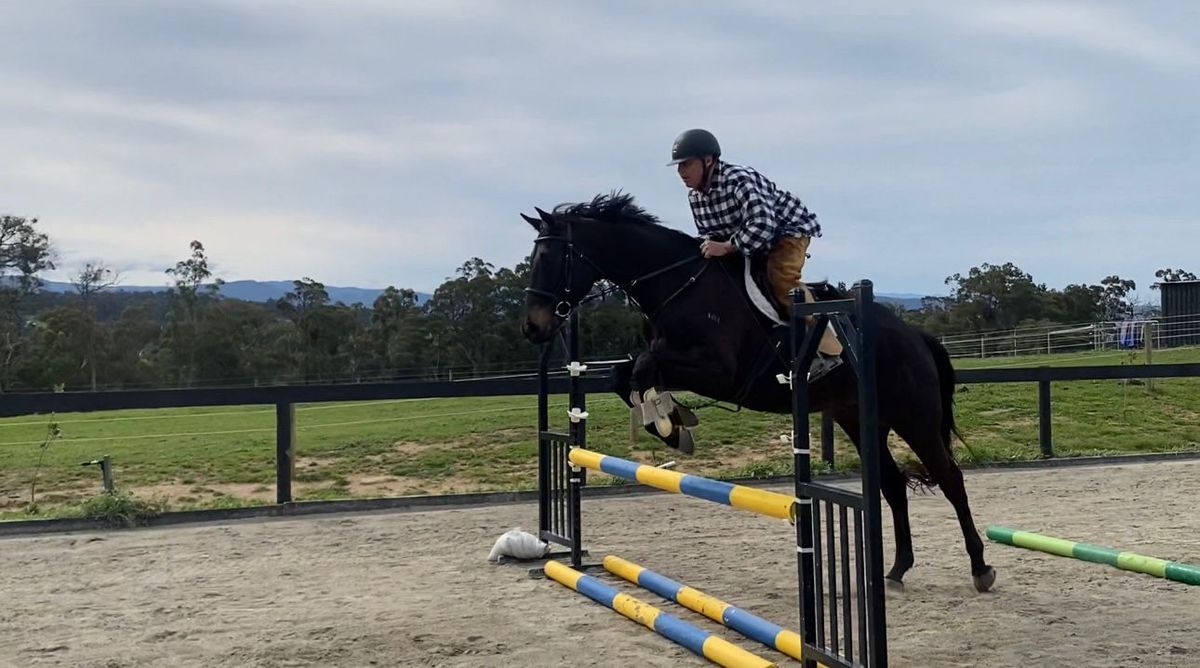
[676,426,695,455]
[673,404,700,428]
[654,418,673,438]
[972,566,996,593]
[885,577,905,591]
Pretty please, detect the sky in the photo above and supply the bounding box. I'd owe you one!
[1,1,1196,302]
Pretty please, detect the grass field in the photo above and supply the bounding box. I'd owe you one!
[2,346,1197,521]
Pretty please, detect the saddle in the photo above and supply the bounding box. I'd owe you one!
[633,255,845,454]
[743,253,834,325]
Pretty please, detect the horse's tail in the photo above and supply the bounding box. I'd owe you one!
[920,330,964,450]
[890,332,966,494]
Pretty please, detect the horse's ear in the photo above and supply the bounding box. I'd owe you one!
[535,206,554,223]
[520,213,540,230]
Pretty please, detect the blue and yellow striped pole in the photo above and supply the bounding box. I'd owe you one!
[544,560,777,668]
[987,526,1200,586]
[603,555,803,662]
[568,448,796,522]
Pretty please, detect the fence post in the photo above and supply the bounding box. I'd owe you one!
[100,455,114,494]
[1144,322,1155,392]
[1037,370,1053,458]
[276,402,295,503]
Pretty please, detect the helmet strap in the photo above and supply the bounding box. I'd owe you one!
[699,157,717,191]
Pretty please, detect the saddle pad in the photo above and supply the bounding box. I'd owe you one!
[744,257,786,326]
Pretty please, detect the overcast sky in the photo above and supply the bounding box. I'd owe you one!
[2,1,1196,300]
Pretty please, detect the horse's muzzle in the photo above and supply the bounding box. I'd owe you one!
[522,307,560,344]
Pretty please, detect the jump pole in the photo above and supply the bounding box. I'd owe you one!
[544,560,777,668]
[986,526,1200,586]
[603,555,803,662]
[567,449,797,522]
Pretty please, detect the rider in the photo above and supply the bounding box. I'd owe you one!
[668,128,843,381]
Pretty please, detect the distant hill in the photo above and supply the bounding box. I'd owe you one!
[875,293,927,310]
[34,279,432,306]
[31,279,927,310]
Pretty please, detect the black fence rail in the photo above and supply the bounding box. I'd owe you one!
[0,373,611,504]
[5,359,1196,507]
[814,362,1200,464]
[958,363,1200,459]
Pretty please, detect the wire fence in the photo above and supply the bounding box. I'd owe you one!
[939,313,1200,360]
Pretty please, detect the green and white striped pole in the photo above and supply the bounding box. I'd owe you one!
[986,526,1200,586]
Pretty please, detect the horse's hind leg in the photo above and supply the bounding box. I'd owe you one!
[835,409,915,586]
[891,418,995,593]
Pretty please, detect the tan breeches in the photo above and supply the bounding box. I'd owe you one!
[765,236,843,356]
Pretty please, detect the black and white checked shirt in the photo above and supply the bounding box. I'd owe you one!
[688,161,820,255]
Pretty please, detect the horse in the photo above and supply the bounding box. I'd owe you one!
[519,192,996,594]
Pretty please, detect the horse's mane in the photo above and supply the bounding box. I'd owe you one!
[552,191,699,252]
[553,191,661,227]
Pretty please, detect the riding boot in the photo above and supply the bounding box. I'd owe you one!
[766,235,846,370]
[807,353,843,383]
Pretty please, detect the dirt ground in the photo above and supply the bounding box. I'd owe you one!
[1,460,1198,668]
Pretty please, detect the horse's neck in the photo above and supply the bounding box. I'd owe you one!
[580,222,695,308]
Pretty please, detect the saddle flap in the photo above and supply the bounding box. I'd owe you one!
[745,255,786,325]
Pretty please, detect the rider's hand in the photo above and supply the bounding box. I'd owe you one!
[700,239,735,258]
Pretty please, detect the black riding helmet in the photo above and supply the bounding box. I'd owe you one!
[667,128,720,165]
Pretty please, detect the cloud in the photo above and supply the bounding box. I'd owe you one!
[953,3,1200,70]
[2,1,1197,298]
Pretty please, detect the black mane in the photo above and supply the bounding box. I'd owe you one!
[554,191,661,226]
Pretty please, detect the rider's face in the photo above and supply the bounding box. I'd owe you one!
[676,157,710,190]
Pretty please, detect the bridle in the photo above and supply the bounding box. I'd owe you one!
[524,217,707,320]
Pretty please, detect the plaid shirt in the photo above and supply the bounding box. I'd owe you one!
[688,161,820,255]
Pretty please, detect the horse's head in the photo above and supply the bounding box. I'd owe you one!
[520,206,605,344]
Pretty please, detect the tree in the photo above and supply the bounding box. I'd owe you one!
[72,263,121,390]
[0,215,54,392]
[424,258,527,376]
[106,301,163,389]
[1048,283,1102,324]
[943,262,1047,331]
[1097,275,1136,321]
[197,300,294,385]
[162,241,223,386]
[368,286,426,377]
[23,306,95,389]
[0,215,54,291]
[276,278,358,382]
[1152,268,1197,287]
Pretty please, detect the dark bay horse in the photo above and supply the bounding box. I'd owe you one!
[519,192,995,593]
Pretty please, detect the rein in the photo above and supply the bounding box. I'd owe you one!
[524,219,707,321]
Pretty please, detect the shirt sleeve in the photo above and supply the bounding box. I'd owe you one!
[729,177,777,255]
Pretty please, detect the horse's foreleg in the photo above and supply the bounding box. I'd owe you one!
[609,357,636,408]
[627,340,736,453]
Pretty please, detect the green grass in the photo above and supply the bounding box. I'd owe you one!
[1,346,1197,521]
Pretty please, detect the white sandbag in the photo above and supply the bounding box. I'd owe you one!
[487,527,550,562]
